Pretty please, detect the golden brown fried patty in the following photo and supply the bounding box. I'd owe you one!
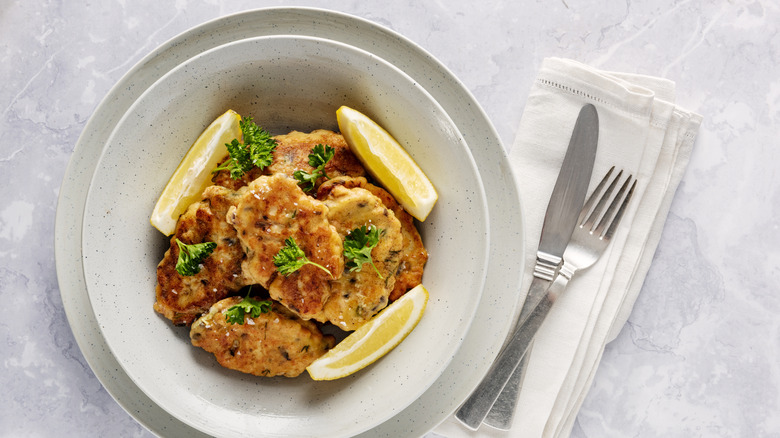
[318,176,428,301]
[321,184,403,330]
[212,129,366,191]
[226,174,344,319]
[268,130,367,185]
[154,186,247,326]
[190,297,335,377]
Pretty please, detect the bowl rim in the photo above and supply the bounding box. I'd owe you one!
[79,33,490,438]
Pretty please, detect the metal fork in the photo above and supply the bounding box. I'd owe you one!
[456,167,637,429]
[549,166,636,296]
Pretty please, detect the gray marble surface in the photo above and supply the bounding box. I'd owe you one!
[1,1,777,437]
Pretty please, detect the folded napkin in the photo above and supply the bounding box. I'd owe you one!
[434,58,702,438]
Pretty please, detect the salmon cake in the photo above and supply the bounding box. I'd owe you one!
[212,129,366,191]
[154,185,247,326]
[190,297,335,377]
[318,176,427,301]
[321,183,404,330]
[226,174,344,319]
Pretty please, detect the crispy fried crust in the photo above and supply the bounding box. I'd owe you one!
[318,176,428,301]
[268,130,367,185]
[190,297,335,377]
[227,174,344,320]
[157,130,430,381]
[154,186,247,326]
[321,184,403,330]
[212,129,365,191]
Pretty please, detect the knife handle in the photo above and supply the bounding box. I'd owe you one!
[533,251,561,281]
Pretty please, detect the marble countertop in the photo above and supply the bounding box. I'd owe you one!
[2,1,777,437]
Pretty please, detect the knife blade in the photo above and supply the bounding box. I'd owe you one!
[483,103,600,429]
[455,103,599,430]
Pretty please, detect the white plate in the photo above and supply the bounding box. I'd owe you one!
[55,7,525,437]
[81,35,487,438]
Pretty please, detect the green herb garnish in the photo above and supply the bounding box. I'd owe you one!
[213,117,277,179]
[175,238,216,276]
[225,289,272,325]
[293,144,335,191]
[343,225,384,278]
[273,237,333,277]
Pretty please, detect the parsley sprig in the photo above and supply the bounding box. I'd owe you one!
[273,237,333,277]
[343,225,384,278]
[213,117,277,179]
[225,289,272,325]
[293,144,335,191]
[175,238,216,276]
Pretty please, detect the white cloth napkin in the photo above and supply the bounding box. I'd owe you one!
[434,58,702,438]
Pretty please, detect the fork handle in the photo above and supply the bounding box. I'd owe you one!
[455,273,571,430]
[483,275,552,429]
[483,348,530,429]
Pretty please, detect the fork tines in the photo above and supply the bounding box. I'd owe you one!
[578,166,637,240]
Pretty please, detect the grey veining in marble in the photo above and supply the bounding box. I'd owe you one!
[2,0,778,437]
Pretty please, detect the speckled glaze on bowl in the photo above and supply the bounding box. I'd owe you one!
[79,35,488,438]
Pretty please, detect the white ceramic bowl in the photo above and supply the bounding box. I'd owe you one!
[80,35,488,437]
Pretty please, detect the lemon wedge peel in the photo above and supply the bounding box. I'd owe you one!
[336,106,438,221]
[306,284,429,381]
[150,109,242,235]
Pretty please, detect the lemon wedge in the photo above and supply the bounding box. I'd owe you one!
[336,106,438,221]
[306,284,429,381]
[150,110,242,235]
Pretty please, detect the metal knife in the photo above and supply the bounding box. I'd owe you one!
[455,104,599,430]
